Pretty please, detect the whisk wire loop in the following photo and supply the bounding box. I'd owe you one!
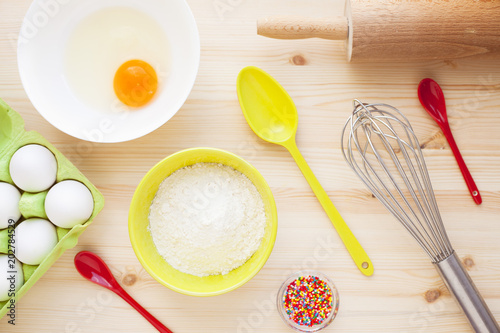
[346,111,440,258]
[341,100,453,262]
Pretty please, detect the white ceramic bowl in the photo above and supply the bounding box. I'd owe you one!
[18,0,200,143]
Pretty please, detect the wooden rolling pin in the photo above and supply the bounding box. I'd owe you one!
[257,0,500,62]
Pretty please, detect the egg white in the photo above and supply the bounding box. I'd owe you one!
[64,7,170,113]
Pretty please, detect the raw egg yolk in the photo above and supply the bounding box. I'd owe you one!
[114,60,158,107]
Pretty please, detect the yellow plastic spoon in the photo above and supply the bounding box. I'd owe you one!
[237,66,373,276]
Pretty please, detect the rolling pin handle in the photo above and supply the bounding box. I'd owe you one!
[257,16,348,41]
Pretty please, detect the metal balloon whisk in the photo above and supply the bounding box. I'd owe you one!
[341,100,499,333]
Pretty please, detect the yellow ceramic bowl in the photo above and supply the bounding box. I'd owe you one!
[129,148,278,296]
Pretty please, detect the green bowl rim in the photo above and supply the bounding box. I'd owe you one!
[128,147,278,296]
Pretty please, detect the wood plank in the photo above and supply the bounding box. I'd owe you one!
[0,0,499,332]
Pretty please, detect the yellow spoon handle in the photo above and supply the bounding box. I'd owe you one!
[285,139,374,276]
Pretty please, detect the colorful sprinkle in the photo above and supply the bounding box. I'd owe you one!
[282,275,333,327]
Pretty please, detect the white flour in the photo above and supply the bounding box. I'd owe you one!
[148,163,266,277]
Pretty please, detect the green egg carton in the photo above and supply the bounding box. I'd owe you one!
[0,98,104,318]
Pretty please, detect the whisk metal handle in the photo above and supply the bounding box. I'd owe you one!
[286,140,373,276]
[435,252,500,333]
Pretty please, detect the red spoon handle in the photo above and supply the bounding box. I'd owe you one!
[115,287,173,333]
[441,123,482,205]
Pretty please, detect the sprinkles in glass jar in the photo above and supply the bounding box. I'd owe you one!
[283,275,333,326]
[278,271,339,332]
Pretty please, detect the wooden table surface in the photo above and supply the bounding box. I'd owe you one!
[1,0,500,332]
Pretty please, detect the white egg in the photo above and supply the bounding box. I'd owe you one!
[0,255,23,302]
[14,219,58,265]
[64,6,170,112]
[0,182,21,229]
[9,144,57,192]
[45,180,94,229]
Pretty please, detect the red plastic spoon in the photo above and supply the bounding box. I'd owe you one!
[74,251,173,333]
[418,78,482,205]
